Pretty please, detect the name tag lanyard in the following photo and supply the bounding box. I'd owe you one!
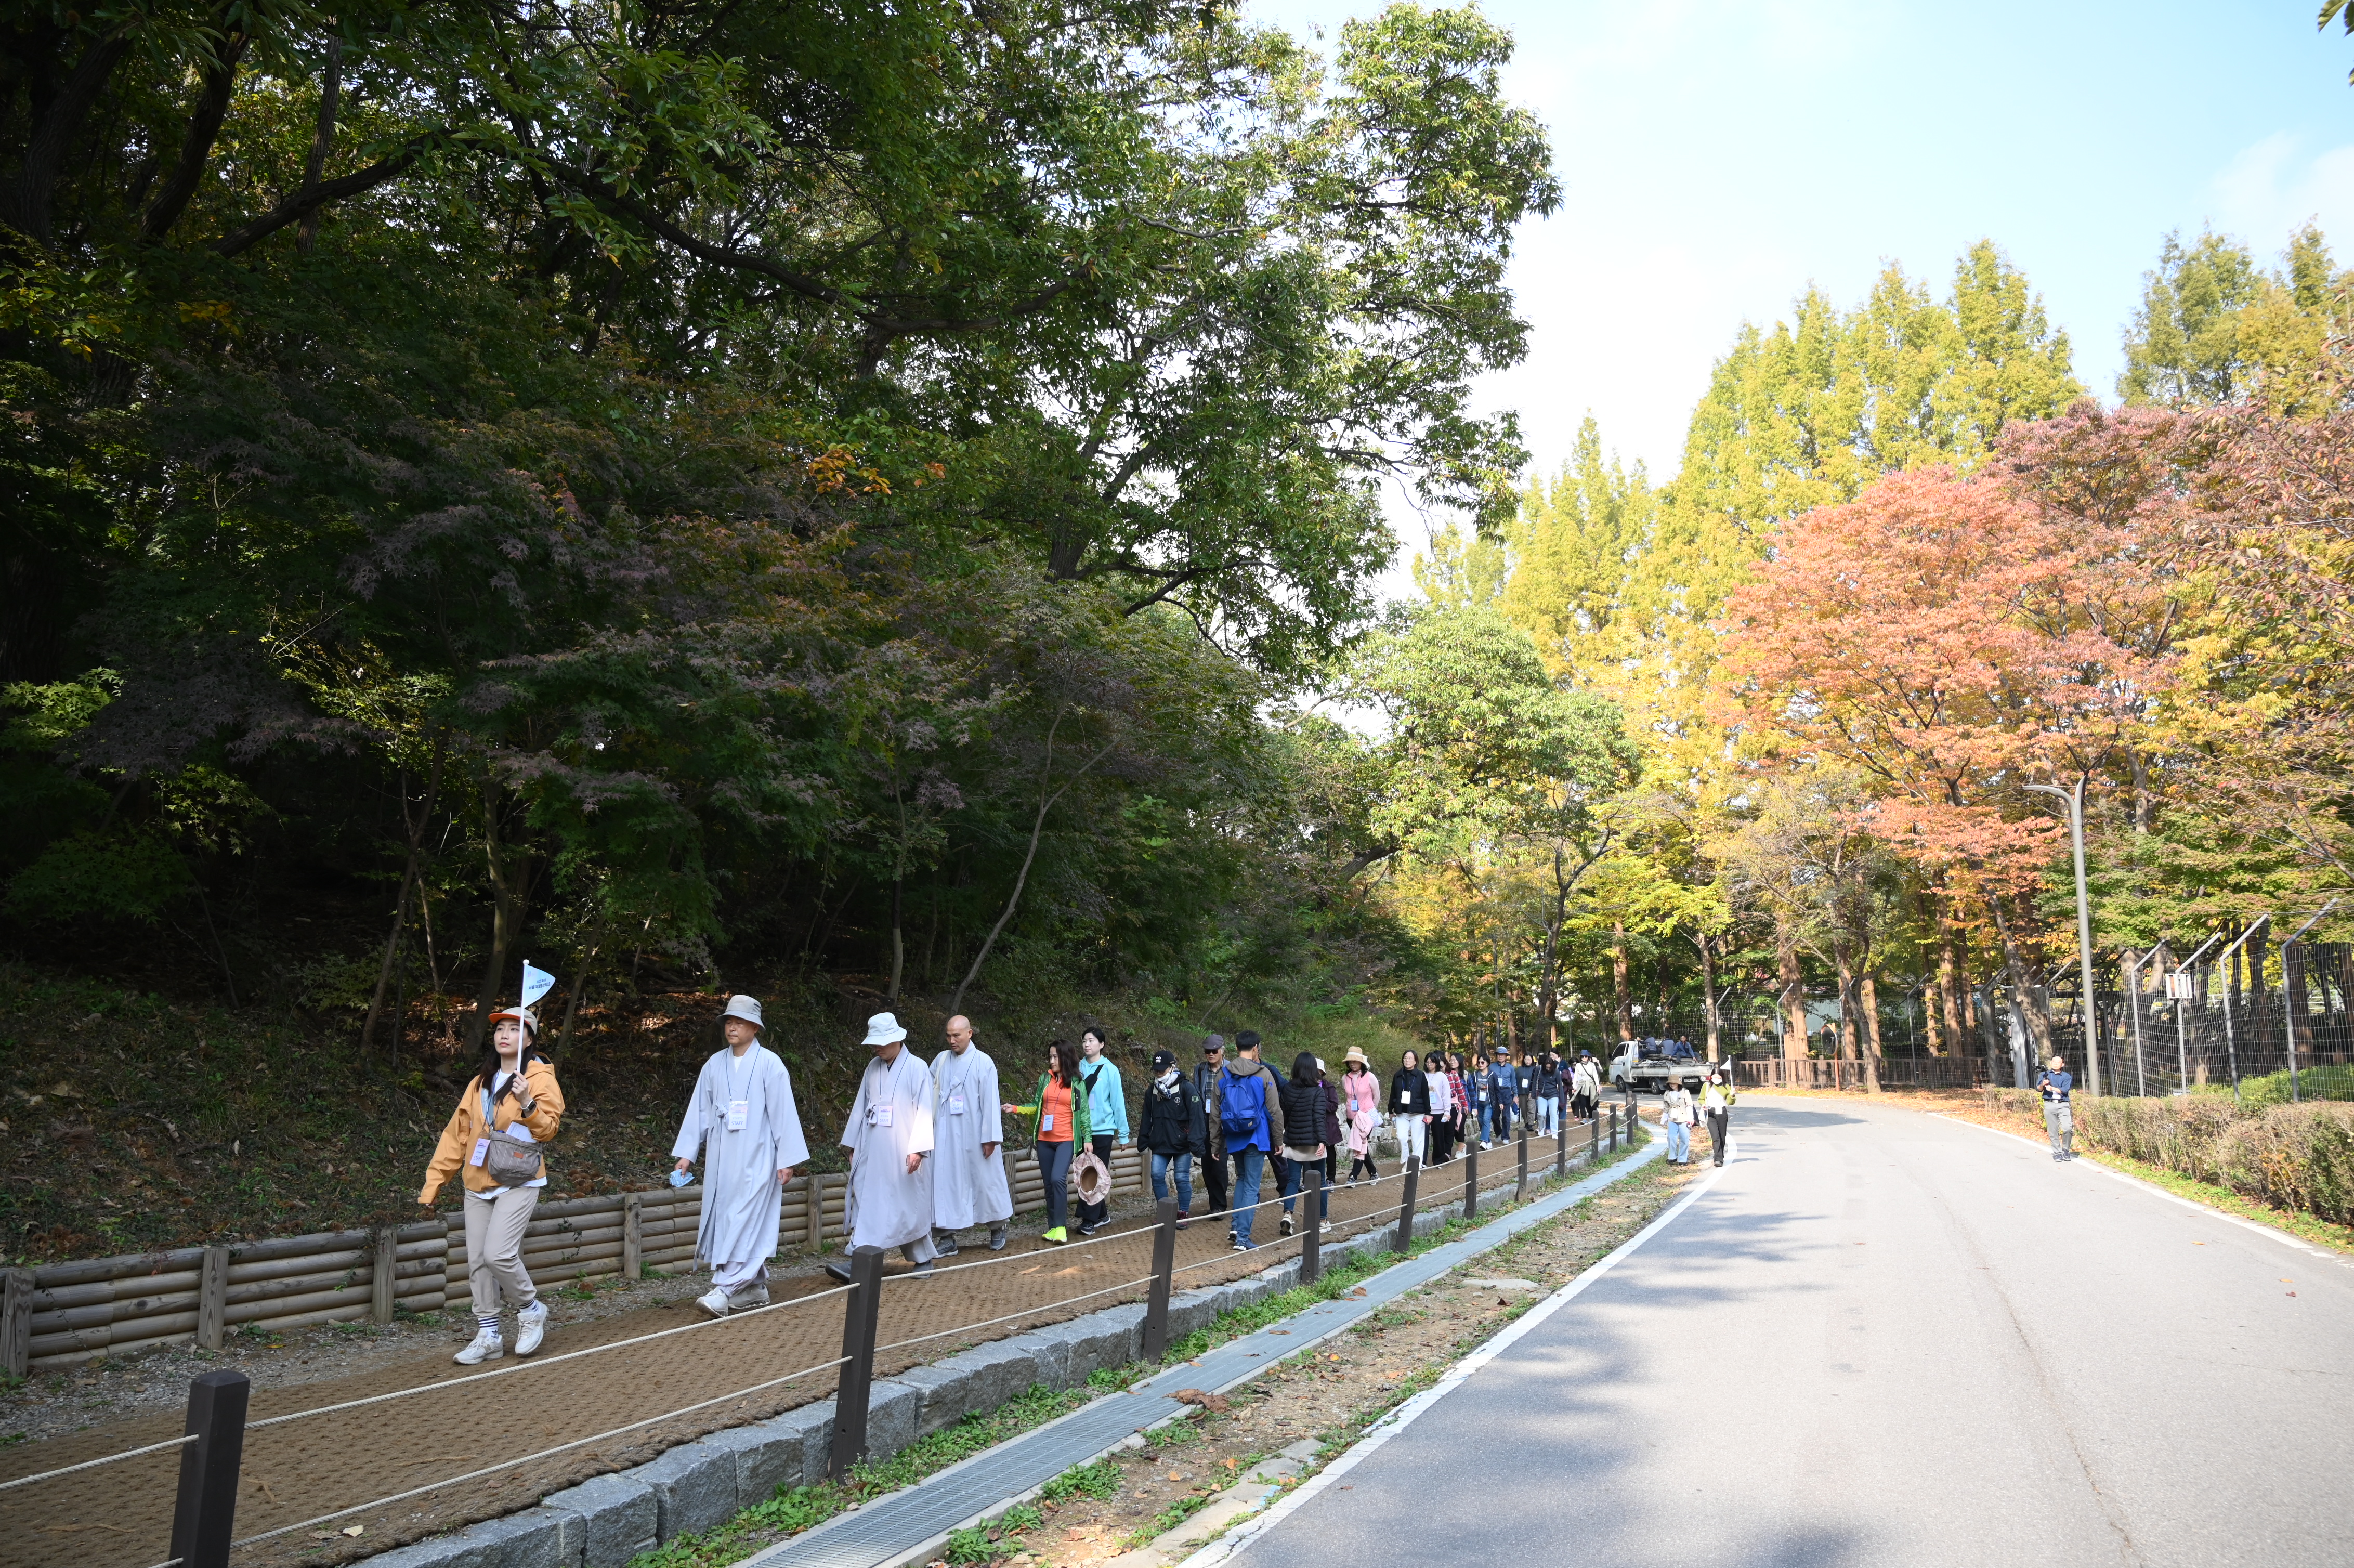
[725,1050,753,1132]
[472,1078,519,1166]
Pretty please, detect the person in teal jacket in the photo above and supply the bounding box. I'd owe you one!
[1075,1027,1131,1235]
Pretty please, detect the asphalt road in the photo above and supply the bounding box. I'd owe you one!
[1224,1098,2354,1568]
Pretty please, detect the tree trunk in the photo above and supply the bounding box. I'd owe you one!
[1935,890,1968,1058]
[2247,922,2271,1046]
[888,875,905,1001]
[556,941,595,1056]
[468,779,534,1053]
[1986,896,2054,1058]
[361,730,446,1056]
[950,713,1116,1015]
[2288,937,2315,1052]
[1778,917,1808,1062]
[1830,940,1861,1062]
[1923,983,1944,1056]
[1860,974,1884,1094]
[1612,924,1633,1041]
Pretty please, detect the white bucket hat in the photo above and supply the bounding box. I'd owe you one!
[862,1011,908,1046]
[722,995,764,1030]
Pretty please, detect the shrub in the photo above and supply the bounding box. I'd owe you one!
[1987,1088,2354,1222]
[2191,1063,2354,1108]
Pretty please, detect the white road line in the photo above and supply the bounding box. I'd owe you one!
[1178,1144,1736,1568]
[1927,1110,2347,1265]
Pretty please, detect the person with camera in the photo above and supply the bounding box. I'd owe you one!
[2036,1054,2076,1162]
[420,1003,565,1364]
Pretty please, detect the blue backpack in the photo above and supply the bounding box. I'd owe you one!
[1219,1067,1265,1144]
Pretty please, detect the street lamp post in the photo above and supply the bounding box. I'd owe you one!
[2025,779,2101,1098]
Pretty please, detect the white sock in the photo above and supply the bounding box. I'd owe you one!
[478,1314,501,1337]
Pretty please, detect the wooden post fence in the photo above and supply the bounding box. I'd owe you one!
[1141,1200,1180,1361]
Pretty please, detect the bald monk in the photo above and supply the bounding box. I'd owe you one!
[929,1014,1013,1253]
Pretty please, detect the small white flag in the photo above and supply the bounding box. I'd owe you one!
[521,960,556,1008]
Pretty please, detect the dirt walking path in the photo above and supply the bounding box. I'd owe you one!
[1,1136,1592,1568]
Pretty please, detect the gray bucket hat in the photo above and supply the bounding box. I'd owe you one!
[722,995,764,1030]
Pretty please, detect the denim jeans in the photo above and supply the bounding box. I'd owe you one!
[1151,1151,1194,1212]
[1277,1148,1329,1218]
[1537,1095,1560,1136]
[1231,1147,1266,1244]
[1664,1119,1691,1161]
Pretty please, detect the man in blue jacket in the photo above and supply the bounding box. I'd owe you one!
[2035,1054,2075,1162]
[1485,1047,1518,1146]
[1219,1035,1277,1250]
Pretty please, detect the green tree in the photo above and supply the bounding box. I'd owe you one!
[1353,606,1638,1042]
[2118,225,2354,413]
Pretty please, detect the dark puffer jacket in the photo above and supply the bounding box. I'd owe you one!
[1141,1071,1205,1157]
[1278,1075,1327,1150]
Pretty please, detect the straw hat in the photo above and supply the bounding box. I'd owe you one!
[1343,1046,1369,1066]
[862,1012,908,1046]
[1070,1148,1112,1203]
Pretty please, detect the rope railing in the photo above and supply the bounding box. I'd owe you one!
[0,1432,198,1493]
[872,1273,1162,1358]
[242,1279,854,1432]
[10,1108,1643,1568]
[0,1279,857,1496]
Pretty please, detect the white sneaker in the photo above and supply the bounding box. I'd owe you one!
[514,1301,548,1355]
[727,1282,771,1309]
[697,1287,733,1318]
[454,1328,504,1365]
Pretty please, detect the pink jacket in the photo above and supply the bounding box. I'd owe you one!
[1342,1068,1381,1154]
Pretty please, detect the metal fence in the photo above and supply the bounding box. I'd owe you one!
[2108,923,2354,1100]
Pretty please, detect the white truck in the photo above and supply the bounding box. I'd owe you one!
[1610,1039,1708,1096]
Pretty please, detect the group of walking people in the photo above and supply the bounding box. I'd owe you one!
[1131,1030,1343,1253]
[1370,1044,1612,1166]
[419,988,1031,1365]
[418,985,1739,1369]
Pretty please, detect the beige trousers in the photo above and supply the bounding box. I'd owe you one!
[463,1185,541,1315]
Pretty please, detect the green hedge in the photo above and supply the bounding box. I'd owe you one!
[1989,1089,2354,1224]
[2188,1063,2354,1108]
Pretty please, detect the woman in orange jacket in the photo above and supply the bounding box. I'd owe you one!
[420,1005,565,1363]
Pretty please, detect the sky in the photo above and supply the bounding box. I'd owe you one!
[1243,0,2354,585]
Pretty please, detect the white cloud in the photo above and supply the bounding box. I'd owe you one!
[2206,132,2354,255]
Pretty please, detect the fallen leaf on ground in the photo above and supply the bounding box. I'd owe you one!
[342,1524,366,1536]
[1172,1388,1230,1413]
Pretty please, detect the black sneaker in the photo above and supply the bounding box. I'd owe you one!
[933,1232,962,1257]
[823,1260,853,1283]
